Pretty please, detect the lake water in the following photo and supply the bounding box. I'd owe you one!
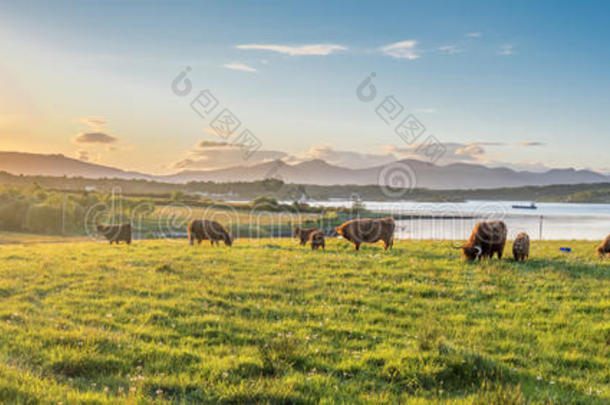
[308,200,610,240]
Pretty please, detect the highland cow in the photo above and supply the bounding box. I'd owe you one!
[309,230,325,250]
[596,234,610,258]
[97,223,132,245]
[188,219,233,247]
[458,221,507,261]
[335,217,395,251]
[294,227,318,246]
[512,232,530,262]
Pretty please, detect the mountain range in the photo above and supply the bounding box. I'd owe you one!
[1,151,608,190]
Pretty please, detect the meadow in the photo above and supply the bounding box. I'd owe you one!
[0,236,608,404]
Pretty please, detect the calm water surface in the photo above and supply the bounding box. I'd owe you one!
[308,200,610,240]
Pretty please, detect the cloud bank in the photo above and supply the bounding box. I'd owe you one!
[236,43,346,56]
[74,132,119,144]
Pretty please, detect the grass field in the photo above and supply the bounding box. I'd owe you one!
[0,237,608,404]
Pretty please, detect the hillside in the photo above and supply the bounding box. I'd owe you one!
[0,151,150,180]
[0,239,607,404]
[1,151,609,190]
[3,170,610,203]
[163,159,610,189]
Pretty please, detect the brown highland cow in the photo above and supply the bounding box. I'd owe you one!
[97,223,132,245]
[596,234,610,258]
[458,221,507,261]
[188,219,233,247]
[335,217,395,251]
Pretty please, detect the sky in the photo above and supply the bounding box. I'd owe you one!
[1,0,609,174]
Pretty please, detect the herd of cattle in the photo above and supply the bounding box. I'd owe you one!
[97,217,610,261]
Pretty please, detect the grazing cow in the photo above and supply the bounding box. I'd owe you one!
[309,230,325,250]
[188,219,233,247]
[512,232,530,262]
[335,217,395,251]
[458,221,507,261]
[596,234,610,258]
[294,227,318,246]
[97,223,131,245]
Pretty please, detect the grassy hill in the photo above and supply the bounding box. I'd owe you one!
[0,238,608,404]
[4,170,610,203]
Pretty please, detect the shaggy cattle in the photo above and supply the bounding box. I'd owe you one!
[294,227,318,246]
[335,217,395,251]
[512,232,530,262]
[596,234,610,258]
[458,220,507,261]
[188,219,233,247]
[97,223,131,245]
[309,230,325,250]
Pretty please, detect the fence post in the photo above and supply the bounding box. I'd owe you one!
[539,215,543,240]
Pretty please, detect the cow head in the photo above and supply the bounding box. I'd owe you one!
[224,232,233,247]
[460,245,482,261]
[597,245,605,258]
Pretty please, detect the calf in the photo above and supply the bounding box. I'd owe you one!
[294,227,318,246]
[309,230,325,250]
[512,232,530,262]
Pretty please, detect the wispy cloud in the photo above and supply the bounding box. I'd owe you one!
[223,62,257,73]
[437,45,463,55]
[74,132,119,144]
[516,141,546,147]
[465,32,482,38]
[236,43,346,56]
[380,40,420,60]
[78,117,106,127]
[499,44,515,55]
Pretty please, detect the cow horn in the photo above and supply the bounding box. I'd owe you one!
[474,246,482,255]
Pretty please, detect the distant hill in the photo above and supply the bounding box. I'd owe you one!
[1,151,609,190]
[0,151,151,180]
[162,158,610,190]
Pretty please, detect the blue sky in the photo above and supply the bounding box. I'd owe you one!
[1,0,609,174]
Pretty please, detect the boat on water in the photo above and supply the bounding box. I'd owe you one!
[512,202,538,210]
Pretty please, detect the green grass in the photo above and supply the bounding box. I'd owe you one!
[0,238,608,404]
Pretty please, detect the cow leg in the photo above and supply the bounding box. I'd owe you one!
[497,249,503,260]
[355,243,360,251]
[189,235,194,246]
